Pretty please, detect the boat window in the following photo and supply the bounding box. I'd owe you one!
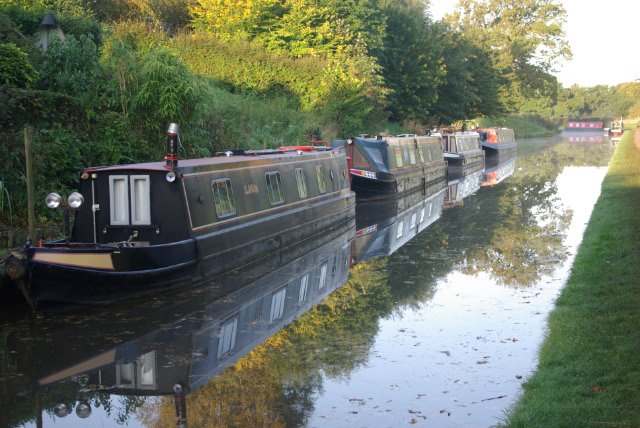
[419,147,426,163]
[299,274,309,302]
[270,288,287,321]
[316,165,326,194]
[410,213,417,229]
[295,168,308,199]
[138,351,156,388]
[396,220,404,239]
[212,179,236,218]
[395,149,403,167]
[130,175,151,225]
[319,263,328,289]
[217,316,238,358]
[109,175,130,225]
[266,171,285,205]
[409,148,417,165]
[420,208,425,223]
[116,362,135,387]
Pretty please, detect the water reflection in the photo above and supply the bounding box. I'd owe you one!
[445,162,485,208]
[0,220,354,427]
[0,135,617,428]
[353,180,446,264]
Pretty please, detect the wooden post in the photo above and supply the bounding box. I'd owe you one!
[24,125,35,241]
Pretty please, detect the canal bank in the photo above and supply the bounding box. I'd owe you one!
[505,130,640,427]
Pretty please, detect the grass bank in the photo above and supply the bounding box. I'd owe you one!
[470,116,558,138]
[505,130,640,426]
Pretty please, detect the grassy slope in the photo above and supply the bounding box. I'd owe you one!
[505,130,640,426]
[473,117,557,138]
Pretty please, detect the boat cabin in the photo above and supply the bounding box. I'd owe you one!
[437,131,485,167]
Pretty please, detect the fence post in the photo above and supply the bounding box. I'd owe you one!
[24,125,35,242]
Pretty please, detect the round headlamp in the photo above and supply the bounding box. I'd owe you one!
[75,402,92,418]
[46,193,62,209]
[53,403,70,418]
[67,192,84,209]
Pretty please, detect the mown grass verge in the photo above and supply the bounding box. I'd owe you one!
[504,130,640,427]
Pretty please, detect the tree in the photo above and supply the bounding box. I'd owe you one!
[431,23,501,123]
[445,0,571,113]
[372,0,445,122]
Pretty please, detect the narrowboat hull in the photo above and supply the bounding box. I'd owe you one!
[480,142,517,157]
[444,149,485,168]
[350,162,447,201]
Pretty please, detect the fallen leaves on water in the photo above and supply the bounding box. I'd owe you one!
[440,409,451,416]
[516,375,523,379]
[476,360,488,364]
[590,386,604,394]
[440,350,451,356]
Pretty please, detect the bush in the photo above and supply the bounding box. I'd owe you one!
[38,33,104,108]
[0,43,39,88]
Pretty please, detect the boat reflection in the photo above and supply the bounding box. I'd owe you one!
[0,220,355,427]
[444,161,484,209]
[352,180,446,264]
[481,155,517,187]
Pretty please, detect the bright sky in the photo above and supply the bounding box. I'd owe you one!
[429,0,640,88]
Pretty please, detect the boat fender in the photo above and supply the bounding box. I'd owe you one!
[5,256,28,280]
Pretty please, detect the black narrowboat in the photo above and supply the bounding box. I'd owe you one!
[436,130,485,167]
[4,124,355,309]
[476,127,517,157]
[330,134,447,201]
[352,179,446,264]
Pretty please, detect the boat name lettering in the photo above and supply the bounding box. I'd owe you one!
[244,184,259,195]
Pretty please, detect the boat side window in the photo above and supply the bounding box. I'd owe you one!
[270,287,287,321]
[295,168,308,199]
[109,175,130,225]
[316,165,326,194]
[395,148,403,167]
[299,274,309,302]
[130,175,151,225]
[409,147,417,165]
[419,147,426,163]
[266,171,285,205]
[396,220,404,239]
[211,179,236,218]
[217,316,238,358]
[319,263,328,289]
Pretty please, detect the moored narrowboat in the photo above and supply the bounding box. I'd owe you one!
[476,127,518,156]
[4,124,356,309]
[330,134,447,201]
[435,130,485,167]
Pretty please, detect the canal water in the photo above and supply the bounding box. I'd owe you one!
[0,134,614,428]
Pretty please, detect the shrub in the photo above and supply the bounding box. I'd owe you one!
[0,43,39,88]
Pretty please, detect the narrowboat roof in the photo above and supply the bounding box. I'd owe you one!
[82,147,343,173]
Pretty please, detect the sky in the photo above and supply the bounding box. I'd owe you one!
[429,0,640,88]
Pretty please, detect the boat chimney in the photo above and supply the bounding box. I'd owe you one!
[166,123,179,168]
